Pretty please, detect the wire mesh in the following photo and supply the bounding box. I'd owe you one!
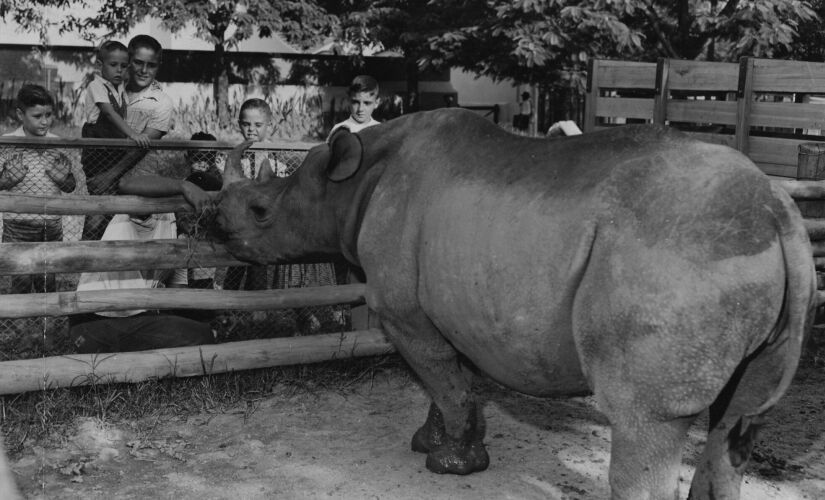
[0,139,352,361]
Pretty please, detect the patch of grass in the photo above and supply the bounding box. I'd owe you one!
[0,353,412,457]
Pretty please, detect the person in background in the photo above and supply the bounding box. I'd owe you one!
[83,34,174,240]
[68,175,214,353]
[514,91,532,132]
[329,75,382,136]
[223,99,284,292]
[0,84,78,293]
[406,91,419,114]
[179,132,222,290]
[80,40,150,188]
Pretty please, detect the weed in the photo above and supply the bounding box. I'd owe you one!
[0,354,411,457]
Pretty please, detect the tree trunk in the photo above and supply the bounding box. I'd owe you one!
[405,55,420,112]
[214,43,230,128]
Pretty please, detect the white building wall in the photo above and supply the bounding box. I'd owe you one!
[450,68,518,124]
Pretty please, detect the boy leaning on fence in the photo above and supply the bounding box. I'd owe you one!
[80,40,151,196]
[82,34,174,240]
[0,84,80,294]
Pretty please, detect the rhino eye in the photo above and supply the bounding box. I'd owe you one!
[249,203,270,222]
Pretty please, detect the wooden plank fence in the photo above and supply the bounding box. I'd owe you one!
[0,190,395,396]
[585,57,825,178]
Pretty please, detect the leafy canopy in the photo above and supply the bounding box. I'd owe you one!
[332,0,817,89]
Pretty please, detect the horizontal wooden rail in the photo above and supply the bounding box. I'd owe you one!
[0,329,394,395]
[0,284,366,318]
[0,136,318,151]
[773,179,825,200]
[0,239,247,275]
[0,193,196,215]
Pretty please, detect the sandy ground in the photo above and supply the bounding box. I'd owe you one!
[9,355,825,500]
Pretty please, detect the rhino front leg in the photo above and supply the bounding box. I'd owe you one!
[380,314,489,475]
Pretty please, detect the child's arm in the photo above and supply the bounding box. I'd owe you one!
[118,174,214,213]
[96,101,151,148]
[0,153,28,190]
[45,151,76,192]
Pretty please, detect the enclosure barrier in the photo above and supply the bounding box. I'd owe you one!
[0,136,396,399]
[0,190,394,395]
[585,57,825,178]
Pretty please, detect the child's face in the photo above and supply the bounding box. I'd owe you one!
[238,108,272,141]
[129,47,161,91]
[16,104,54,137]
[99,49,129,86]
[349,91,379,124]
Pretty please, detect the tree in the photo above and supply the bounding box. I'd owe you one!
[1,0,339,126]
[333,0,816,91]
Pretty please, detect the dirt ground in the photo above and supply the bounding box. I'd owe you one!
[9,353,825,500]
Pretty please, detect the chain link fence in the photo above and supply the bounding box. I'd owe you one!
[0,138,353,361]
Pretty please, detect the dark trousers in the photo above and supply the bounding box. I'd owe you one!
[3,218,62,293]
[69,312,214,353]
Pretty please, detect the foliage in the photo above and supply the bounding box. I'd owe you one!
[331,0,818,90]
[778,0,825,61]
[1,1,339,125]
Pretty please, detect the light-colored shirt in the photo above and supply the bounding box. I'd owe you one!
[239,150,288,179]
[76,213,187,317]
[121,80,174,177]
[329,117,381,138]
[84,74,125,125]
[125,80,173,134]
[0,127,80,222]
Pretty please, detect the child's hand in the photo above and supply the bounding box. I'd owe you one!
[130,133,151,148]
[1,162,28,187]
[45,155,72,183]
[181,180,213,213]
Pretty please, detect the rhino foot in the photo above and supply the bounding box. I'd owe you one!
[411,403,446,453]
[425,440,489,475]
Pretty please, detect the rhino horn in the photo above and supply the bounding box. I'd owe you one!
[222,141,254,188]
[256,158,274,182]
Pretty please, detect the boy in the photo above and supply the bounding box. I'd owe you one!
[82,40,150,147]
[82,35,173,240]
[330,75,382,136]
[0,84,77,293]
[236,98,287,178]
[223,99,284,291]
[81,40,149,184]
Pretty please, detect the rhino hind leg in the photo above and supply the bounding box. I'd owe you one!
[607,413,696,500]
[379,314,489,475]
[688,340,786,499]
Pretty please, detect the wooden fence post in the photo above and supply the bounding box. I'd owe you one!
[583,58,599,133]
[735,57,754,155]
[653,58,670,125]
[797,143,825,329]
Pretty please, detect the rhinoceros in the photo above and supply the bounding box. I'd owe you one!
[215,109,815,499]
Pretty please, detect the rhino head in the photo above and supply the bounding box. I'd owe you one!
[215,130,370,266]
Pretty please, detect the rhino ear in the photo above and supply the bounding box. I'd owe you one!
[222,140,254,188]
[327,128,363,182]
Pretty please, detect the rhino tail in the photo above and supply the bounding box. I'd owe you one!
[740,182,817,433]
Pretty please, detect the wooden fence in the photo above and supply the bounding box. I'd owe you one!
[0,190,394,395]
[0,136,394,396]
[585,57,825,178]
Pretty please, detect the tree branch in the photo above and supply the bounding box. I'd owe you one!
[643,1,679,58]
[719,0,741,18]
